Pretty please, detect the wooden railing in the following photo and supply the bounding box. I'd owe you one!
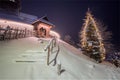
[44,37,59,66]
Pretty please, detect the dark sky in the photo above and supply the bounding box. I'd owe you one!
[21,0,119,48]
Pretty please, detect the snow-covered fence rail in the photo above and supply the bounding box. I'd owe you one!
[0,26,33,40]
[44,37,58,66]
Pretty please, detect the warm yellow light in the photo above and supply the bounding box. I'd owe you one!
[0,19,33,30]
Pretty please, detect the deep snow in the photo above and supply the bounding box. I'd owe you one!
[0,37,120,80]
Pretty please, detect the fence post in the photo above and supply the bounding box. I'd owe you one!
[47,46,50,66]
[57,60,61,75]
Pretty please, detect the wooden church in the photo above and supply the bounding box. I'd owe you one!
[32,16,55,38]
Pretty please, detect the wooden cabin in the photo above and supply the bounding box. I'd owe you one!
[32,16,55,38]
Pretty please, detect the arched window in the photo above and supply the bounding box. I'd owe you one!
[39,27,46,37]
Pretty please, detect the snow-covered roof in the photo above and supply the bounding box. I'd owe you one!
[0,11,38,24]
[0,10,55,27]
[32,16,55,27]
[19,12,38,24]
[0,12,25,23]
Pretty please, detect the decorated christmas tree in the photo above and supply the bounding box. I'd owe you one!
[80,9,106,63]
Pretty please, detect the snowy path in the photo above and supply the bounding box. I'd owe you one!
[0,37,120,80]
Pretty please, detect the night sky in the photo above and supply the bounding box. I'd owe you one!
[21,0,119,49]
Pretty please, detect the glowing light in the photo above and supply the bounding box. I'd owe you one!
[0,19,33,30]
[50,30,61,39]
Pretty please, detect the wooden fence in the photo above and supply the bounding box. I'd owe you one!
[0,26,33,40]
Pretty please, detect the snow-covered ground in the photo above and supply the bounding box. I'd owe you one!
[0,37,120,80]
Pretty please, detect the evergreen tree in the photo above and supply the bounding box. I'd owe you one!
[80,9,106,63]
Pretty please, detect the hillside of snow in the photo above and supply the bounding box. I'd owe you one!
[0,37,120,80]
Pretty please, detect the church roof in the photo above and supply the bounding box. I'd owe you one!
[32,16,55,27]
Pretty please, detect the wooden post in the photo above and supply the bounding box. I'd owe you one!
[15,28,18,39]
[3,29,7,40]
[9,30,12,40]
[47,46,50,66]
[24,28,27,37]
[20,29,22,38]
[57,60,61,75]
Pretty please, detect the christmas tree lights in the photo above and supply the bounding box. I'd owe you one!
[80,9,105,62]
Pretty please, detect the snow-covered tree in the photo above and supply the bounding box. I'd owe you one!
[95,20,114,55]
[64,35,71,43]
[64,35,75,45]
[79,9,106,63]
